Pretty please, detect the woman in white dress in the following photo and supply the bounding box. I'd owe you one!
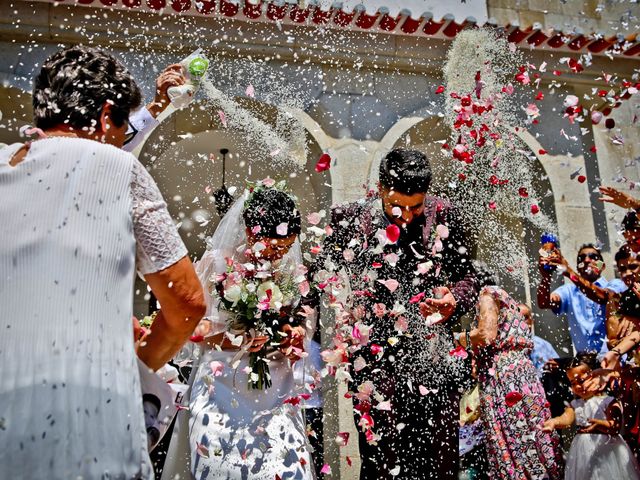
[0,46,206,479]
[543,352,640,480]
[163,185,315,480]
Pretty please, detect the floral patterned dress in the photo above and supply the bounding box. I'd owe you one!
[475,286,563,479]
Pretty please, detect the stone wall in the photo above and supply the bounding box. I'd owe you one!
[1,3,640,478]
[488,0,639,36]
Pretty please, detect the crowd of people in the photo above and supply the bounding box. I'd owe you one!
[3,44,640,480]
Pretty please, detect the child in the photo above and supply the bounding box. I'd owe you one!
[542,352,640,479]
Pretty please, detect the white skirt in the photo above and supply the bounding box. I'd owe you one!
[162,347,314,480]
[565,433,640,480]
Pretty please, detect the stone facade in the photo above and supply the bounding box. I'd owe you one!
[488,0,638,37]
[1,1,639,478]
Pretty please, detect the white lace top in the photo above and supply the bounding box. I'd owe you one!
[0,137,186,479]
[130,157,188,274]
[0,140,186,274]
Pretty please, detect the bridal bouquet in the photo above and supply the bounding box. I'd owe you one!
[214,257,307,389]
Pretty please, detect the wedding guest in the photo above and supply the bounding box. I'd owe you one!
[543,352,640,480]
[537,243,626,355]
[458,263,563,479]
[0,45,205,479]
[459,383,488,480]
[599,186,640,254]
[582,364,640,461]
[295,326,325,479]
[600,245,640,368]
[124,64,185,152]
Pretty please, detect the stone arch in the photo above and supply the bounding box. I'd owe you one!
[137,96,332,259]
[368,115,450,190]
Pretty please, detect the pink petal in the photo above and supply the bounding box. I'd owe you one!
[261,177,276,187]
[409,292,426,304]
[276,223,289,236]
[335,432,350,447]
[315,153,331,172]
[563,94,579,108]
[394,316,408,332]
[307,212,322,225]
[386,224,400,243]
[245,84,255,98]
[196,442,210,458]
[435,224,449,239]
[449,345,468,359]
[22,126,48,139]
[320,464,332,475]
[384,253,399,267]
[217,110,227,127]
[378,279,399,293]
[298,280,310,297]
[209,360,224,376]
[353,356,367,372]
[505,391,523,407]
[370,344,383,355]
[591,111,603,124]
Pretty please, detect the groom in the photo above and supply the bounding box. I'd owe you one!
[314,148,478,479]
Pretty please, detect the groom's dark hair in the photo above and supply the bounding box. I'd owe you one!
[243,188,301,238]
[379,148,432,195]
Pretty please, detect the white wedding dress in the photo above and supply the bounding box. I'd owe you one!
[162,195,315,480]
[565,395,640,480]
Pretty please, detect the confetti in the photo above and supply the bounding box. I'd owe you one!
[505,391,524,407]
[315,153,331,172]
[385,224,400,243]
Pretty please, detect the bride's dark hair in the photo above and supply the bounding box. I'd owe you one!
[243,187,301,238]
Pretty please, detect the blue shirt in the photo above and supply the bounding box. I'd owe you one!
[531,335,559,374]
[553,277,627,353]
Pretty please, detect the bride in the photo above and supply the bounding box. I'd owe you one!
[162,181,315,480]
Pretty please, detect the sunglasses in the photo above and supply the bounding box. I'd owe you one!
[123,120,138,146]
[578,252,602,262]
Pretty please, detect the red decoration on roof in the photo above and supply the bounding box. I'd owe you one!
[33,0,640,58]
[243,2,261,19]
[379,13,399,32]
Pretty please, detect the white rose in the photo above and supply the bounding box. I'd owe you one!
[257,281,284,310]
[223,284,243,304]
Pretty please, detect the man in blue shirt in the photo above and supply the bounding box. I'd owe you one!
[537,243,627,355]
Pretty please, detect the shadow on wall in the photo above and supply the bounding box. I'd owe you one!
[0,85,33,146]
